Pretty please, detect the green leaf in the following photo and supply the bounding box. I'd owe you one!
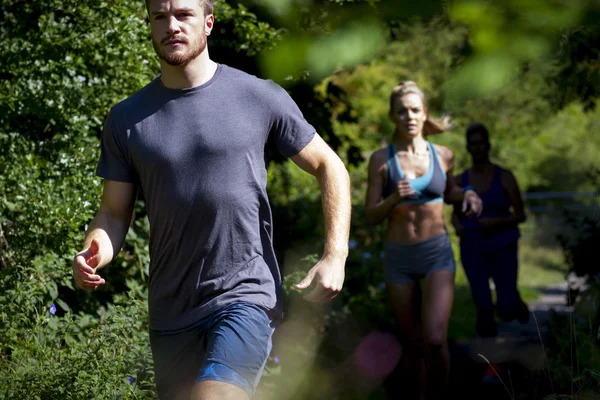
[46,281,58,300]
[56,298,70,312]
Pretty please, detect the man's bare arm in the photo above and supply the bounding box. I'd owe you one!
[72,180,136,291]
[289,133,351,302]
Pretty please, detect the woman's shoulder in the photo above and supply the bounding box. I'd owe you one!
[495,164,518,186]
[368,146,390,163]
[367,147,391,178]
[431,142,454,161]
[430,142,455,172]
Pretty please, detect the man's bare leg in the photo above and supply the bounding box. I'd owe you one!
[191,380,250,400]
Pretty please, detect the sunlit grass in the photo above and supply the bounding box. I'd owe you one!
[518,236,567,288]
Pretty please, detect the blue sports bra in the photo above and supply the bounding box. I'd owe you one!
[382,141,447,205]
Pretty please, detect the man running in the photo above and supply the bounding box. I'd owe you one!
[71,0,351,398]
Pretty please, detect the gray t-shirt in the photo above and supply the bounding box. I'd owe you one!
[96,64,316,330]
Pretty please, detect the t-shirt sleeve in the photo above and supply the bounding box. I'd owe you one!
[267,83,316,158]
[95,108,135,183]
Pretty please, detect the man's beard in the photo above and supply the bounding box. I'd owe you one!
[153,32,206,66]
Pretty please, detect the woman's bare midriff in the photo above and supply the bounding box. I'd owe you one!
[386,201,446,244]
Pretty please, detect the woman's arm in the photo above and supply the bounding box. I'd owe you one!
[449,175,465,238]
[437,145,482,217]
[364,150,406,225]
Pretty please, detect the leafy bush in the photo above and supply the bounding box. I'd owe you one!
[559,215,600,279]
[0,292,154,400]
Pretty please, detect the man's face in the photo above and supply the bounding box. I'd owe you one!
[148,0,213,66]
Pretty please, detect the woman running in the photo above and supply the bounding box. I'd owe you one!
[365,81,482,399]
[451,122,529,337]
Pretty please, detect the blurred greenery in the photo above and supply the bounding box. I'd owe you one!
[1,0,599,398]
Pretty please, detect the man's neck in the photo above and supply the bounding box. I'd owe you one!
[160,51,218,89]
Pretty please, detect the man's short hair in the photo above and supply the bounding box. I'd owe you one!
[145,0,214,16]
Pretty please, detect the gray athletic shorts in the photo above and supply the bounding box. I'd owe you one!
[384,232,456,284]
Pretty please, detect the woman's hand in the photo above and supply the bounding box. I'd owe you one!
[462,189,482,218]
[394,177,416,202]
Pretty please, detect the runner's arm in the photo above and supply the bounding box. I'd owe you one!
[290,133,350,301]
[72,180,136,290]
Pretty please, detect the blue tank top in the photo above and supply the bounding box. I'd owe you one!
[382,141,446,205]
[460,166,520,251]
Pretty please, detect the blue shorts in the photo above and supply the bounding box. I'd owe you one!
[149,302,274,399]
[384,232,456,284]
